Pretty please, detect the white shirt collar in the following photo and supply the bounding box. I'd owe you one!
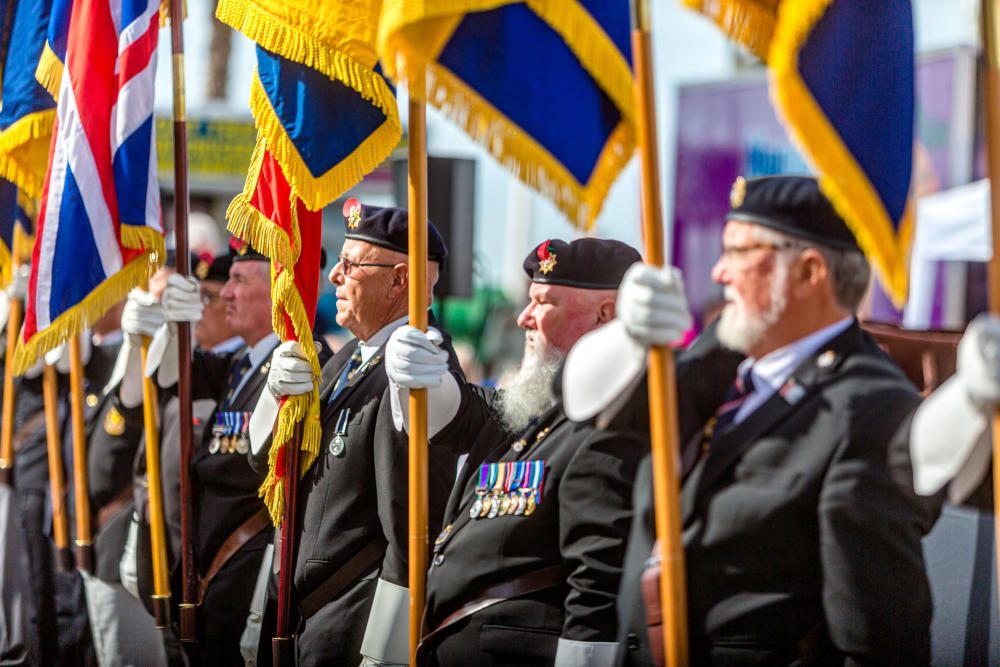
[245,332,280,371]
[211,336,245,355]
[358,315,409,363]
[733,316,854,423]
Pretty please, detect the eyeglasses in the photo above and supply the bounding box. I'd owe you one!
[719,242,801,260]
[337,255,397,277]
[200,290,222,306]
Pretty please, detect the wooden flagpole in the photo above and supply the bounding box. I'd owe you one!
[0,235,23,487]
[43,363,73,572]
[631,1,688,664]
[68,336,93,572]
[407,73,430,664]
[167,0,197,643]
[980,0,1000,596]
[140,333,171,628]
[273,422,303,667]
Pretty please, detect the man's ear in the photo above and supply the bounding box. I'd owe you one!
[391,263,409,292]
[793,249,827,296]
[596,297,616,325]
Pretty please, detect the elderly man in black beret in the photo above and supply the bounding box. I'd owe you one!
[116,239,297,665]
[385,237,647,666]
[249,201,464,666]
[563,175,945,666]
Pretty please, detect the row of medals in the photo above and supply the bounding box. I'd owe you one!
[470,486,538,519]
[210,426,250,454]
[469,426,552,520]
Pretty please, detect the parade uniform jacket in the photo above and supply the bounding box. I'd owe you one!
[82,342,145,583]
[420,383,645,667]
[249,320,462,665]
[617,321,940,666]
[169,339,280,664]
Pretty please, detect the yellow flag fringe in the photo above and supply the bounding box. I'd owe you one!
[34,44,64,101]
[0,109,56,198]
[681,0,777,61]
[768,0,912,305]
[377,0,635,229]
[12,252,158,375]
[247,76,401,212]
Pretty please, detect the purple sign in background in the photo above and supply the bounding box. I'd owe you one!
[673,49,974,326]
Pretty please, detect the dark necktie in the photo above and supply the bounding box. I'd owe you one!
[681,369,754,478]
[329,347,363,404]
[711,369,755,437]
[223,354,253,409]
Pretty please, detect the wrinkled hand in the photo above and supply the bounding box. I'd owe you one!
[161,273,203,324]
[121,288,164,339]
[267,341,314,398]
[7,264,29,301]
[386,325,448,389]
[617,263,692,347]
[958,313,1000,411]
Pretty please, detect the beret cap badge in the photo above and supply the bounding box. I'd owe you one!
[730,176,747,209]
[344,197,362,230]
[195,259,210,280]
[537,241,558,275]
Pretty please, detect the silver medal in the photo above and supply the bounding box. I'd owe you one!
[329,435,346,457]
[209,425,225,454]
[236,434,250,455]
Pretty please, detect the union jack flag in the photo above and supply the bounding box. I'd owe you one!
[13,0,164,373]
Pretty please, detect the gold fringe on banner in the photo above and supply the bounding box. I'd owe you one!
[228,142,323,525]
[681,0,778,61]
[377,0,635,230]
[769,0,913,305]
[217,0,401,212]
[0,110,56,198]
[13,252,158,375]
[34,44,64,101]
[247,75,400,212]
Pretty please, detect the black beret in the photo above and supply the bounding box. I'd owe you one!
[194,252,233,282]
[523,238,641,289]
[342,198,447,262]
[229,236,268,263]
[726,175,859,251]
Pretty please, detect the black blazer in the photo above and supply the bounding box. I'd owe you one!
[618,322,940,666]
[285,326,463,600]
[420,380,645,666]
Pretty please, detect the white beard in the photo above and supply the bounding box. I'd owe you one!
[497,334,564,433]
[717,260,789,354]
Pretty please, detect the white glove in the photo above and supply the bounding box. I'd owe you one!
[910,314,1000,500]
[121,288,164,339]
[0,291,9,334]
[386,326,449,389]
[267,341,314,397]
[146,323,179,387]
[43,331,92,374]
[957,313,1000,411]
[6,264,29,301]
[617,263,692,347]
[161,273,203,324]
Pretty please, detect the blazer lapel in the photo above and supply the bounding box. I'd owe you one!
[321,341,387,428]
[683,321,865,524]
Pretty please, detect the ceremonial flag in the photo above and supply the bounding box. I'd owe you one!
[683,0,915,305]
[217,0,401,523]
[0,178,35,287]
[378,0,635,229]
[0,0,57,198]
[35,0,72,98]
[13,0,164,374]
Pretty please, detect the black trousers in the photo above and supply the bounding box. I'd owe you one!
[15,489,95,667]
